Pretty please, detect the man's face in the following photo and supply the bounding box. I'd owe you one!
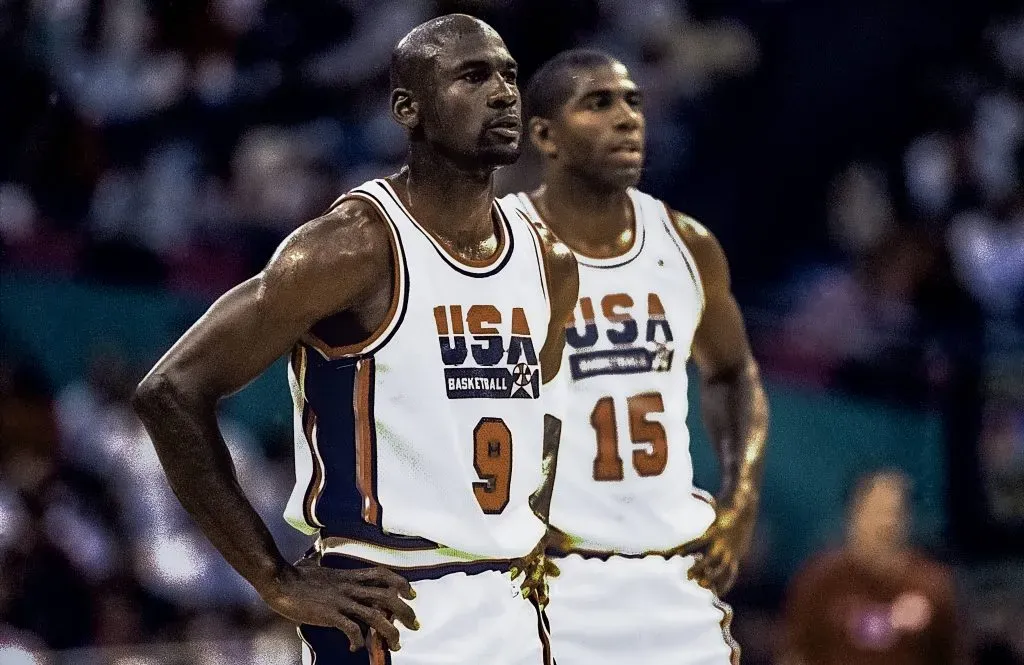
[420,31,521,169]
[548,62,645,189]
[849,475,910,552]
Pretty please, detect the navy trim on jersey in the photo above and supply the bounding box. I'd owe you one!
[320,550,516,582]
[379,183,516,278]
[575,221,646,269]
[519,191,645,269]
[301,189,412,361]
[660,206,703,304]
[299,624,391,665]
[663,218,704,299]
[530,595,554,665]
[301,352,437,550]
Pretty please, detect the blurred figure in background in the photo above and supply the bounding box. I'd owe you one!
[781,469,958,665]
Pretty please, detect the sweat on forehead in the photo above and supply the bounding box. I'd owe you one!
[390,14,502,89]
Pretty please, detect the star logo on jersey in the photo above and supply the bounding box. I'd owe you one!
[564,293,675,381]
[433,305,541,399]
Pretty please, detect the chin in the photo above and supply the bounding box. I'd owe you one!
[603,167,642,190]
[480,142,522,167]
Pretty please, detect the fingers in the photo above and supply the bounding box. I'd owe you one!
[347,603,402,651]
[332,615,365,652]
[347,585,419,631]
[718,563,740,595]
[349,567,416,599]
[676,532,713,557]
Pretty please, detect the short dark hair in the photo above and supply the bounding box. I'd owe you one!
[523,48,619,120]
[390,14,499,93]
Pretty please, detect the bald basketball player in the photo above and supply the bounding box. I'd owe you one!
[504,49,769,665]
[133,15,577,665]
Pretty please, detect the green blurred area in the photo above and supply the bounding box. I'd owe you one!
[1,273,946,580]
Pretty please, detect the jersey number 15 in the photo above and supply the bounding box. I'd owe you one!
[591,392,668,481]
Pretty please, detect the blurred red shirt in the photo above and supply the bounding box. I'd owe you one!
[782,549,958,665]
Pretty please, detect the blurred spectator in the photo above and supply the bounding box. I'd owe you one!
[781,470,958,665]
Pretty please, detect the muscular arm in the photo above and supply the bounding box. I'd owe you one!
[132,200,415,647]
[677,212,768,507]
[674,211,769,592]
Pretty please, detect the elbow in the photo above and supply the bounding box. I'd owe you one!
[132,372,181,422]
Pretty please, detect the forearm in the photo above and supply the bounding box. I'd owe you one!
[133,373,289,594]
[700,358,768,502]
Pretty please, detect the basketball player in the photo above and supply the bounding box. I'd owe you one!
[132,15,578,665]
[505,49,769,664]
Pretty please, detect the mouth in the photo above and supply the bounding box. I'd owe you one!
[607,139,644,166]
[486,116,521,139]
[609,139,643,156]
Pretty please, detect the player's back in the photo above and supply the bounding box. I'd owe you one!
[510,188,715,555]
[285,179,555,564]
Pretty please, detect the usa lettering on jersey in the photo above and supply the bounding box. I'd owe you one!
[433,304,541,399]
[566,293,675,381]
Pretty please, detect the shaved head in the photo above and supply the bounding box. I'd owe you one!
[391,14,502,93]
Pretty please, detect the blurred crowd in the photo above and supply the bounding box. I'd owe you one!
[3,0,1024,662]
[0,346,308,662]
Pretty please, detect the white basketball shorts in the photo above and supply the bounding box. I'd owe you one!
[545,553,740,665]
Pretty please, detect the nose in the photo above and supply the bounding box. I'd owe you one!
[614,100,642,132]
[488,74,518,110]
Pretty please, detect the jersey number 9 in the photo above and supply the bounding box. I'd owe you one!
[472,418,513,514]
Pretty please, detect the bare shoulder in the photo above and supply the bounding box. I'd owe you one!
[667,208,730,287]
[531,220,577,285]
[261,197,393,319]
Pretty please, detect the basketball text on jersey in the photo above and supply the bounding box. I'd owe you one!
[565,293,675,381]
[433,304,541,399]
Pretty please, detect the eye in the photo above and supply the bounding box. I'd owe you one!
[626,93,643,109]
[587,93,612,111]
[503,68,518,84]
[462,70,488,84]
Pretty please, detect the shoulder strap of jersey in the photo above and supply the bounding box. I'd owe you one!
[649,194,705,311]
[497,193,550,309]
[301,180,410,361]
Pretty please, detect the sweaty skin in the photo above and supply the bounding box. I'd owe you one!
[132,13,577,654]
[525,55,768,596]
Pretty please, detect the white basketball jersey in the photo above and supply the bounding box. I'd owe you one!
[511,189,716,554]
[285,180,553,560]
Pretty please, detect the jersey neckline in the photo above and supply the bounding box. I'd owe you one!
[377,179,513,277]
[519,189,645,269]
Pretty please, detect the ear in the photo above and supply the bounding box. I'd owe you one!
[529,117,556,160]
[391,88,419,130]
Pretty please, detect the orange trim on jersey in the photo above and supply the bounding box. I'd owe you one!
[368,632,387,665]
[302,192,405,361]
[353,358,380,525]
[381,180,509,271]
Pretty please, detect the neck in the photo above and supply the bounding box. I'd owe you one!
[532,168,634,256]
[393,145,497,244]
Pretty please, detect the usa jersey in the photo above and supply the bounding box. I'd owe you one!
[285,180,553,561]
[510,189,716,554]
